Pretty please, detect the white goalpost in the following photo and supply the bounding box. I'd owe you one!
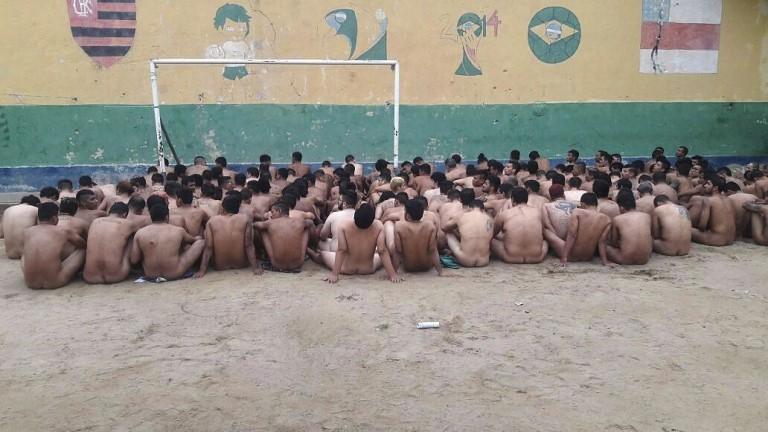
[149,58,401,174]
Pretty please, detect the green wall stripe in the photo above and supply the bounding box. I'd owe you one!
[0,102,766,166]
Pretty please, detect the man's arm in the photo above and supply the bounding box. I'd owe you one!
[325,228,347,284]
[66,229,86,249]
[651,212,660,239]
[377,230,402,283]
[541,206,556,233]
[492,213,504,237]
[428,226,442,276]
[130,234,142,265]
[244,221,262,275]
[598,224,612,266]
[253,221,268,231]
[194,223,213,278]
[562,215,580,265]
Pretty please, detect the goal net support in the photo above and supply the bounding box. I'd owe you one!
[149,58,401,173]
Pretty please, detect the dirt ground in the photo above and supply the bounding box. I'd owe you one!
[0,239,767,432]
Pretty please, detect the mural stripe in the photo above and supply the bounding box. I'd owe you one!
[81,46,132,57]
[96,2,137,13]
[73,36,136,46]
[96,11,136,20]
[70,27,135,37]
[68,17,136,28]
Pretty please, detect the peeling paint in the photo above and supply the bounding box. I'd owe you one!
[90,147,104,160]
[203,129,222,159]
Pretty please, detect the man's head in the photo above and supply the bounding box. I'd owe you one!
[653,194,671,207]
[115,181,134,196]
[621,165,637,180]
[179,188,195,205]
[59,198,78,216]
[215,156,228,168]
[128,196,145,214]
[567,149,579,163]
[58,179,74,191]
[469,200,485,211]
[567,177,582,190]
[151,173,164,185]
[527,160,539,174]
[573,162,586,176]
[79,176,96,188]
[529,151,540,160]
[193,156,207,166]
[109,202,129,218]
[354,205,375,229]
[509,150,520,161]
[40,186,60,202]
[459,188,476,206]
[510,187,528,205]
[76,189,98,210]
[20,194,39,207]
[221,195,241,214]
[725,182,741,194]
[292,151,303,163]
[451,154,462,164]
[704,174,726,194]
[149,203,169,223]
[38,202,59,224]
[439,181,453,195]
[580,193,598,208]
[637,181,653,196]
[276,168,289,180]
[592,179,610,199]
[164,181,181,198]
[616,190,636,212]
[340,191,358,210]
[676,146,689,159]
[271,201,289,218]
[549,184,565,200]
[404,199,425,222]
[146,194,167,212]
[524,180,540,193]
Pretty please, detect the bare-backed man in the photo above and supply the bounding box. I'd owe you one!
[443,199,494,267]
[74,189,107,228]
[254,202,313,272]
[21,202,85,289]
[688,175,736,246]
[551,193,612,266]
[173,188,209,236]
[195,195,261,277]
[652,195,691,256]
[83,203,141,284]
[131,203,205,280]
[1,195,40,259]
[492,187,548,264]
[394,199,441,275]
[606,190,653,265]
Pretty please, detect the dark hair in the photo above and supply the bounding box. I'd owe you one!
[652,172,667,184]
[529,151,540,160]
[439,180,453,194]
[131,176,147,188]
[59,198,78,216]
[57,179,73,190]
[38,202,59,221]
[201,183,216,198]
[174,164,187,176]
[221,195,241,214]
[79,175,96,187]
[354,205,375,229]
[527,160,539,174]
[405,199,425,221]
[179,188,194,205]
[616,178,633,190]
[725,181,740,192]
[677,146,689,156]
[451,154,462,164]
[21,195,40,206]
[378,191,395,203]
[109,202,129,215]
[653,195,670,206]
[616,190,636,210]
[210,166,223,179]
[259,154,271,163]
[149,203,169,222]
[677,161,692,176]
[551,173,566,186]
[40,186,60,201]
[469,199,485,210]
[116,181,134,195]
[395,192,409,206]
[593,179,610,198]
[509,150,520,161]
[568,177,582,189]
[524,180,540,193]
[277,168,289,180]
[341,191,358,208]
[151,173,164,184]
[292,151,302,162]
[166,173,178,182]
[375,159,388,172]
[164,181,182,198]
[146,195,166,210]
[717,166,732,177]
[459,188,475,206]
[430,170,447,184]
[234,173,246,186]
[128,196,145,212]
[568,149,580,159]
[706,174,726,193]
[510,187,528,205]
[76,189,95,204]
[215,156,228,167]
[580,193,598,207]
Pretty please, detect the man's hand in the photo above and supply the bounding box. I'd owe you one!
[560,258,568,268]
[253,266,264,276]
[192,271,205,279]
[324,272,339,284]
[602,261,616,269]
[388,273,405,283]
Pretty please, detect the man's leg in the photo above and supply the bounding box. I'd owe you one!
[52,249,86,289]
[687,197,707,228]
[171,239,205,279]
[446,233,479,267]
[653,239,677,256]
[319,251,336,270]
[605,244,624,265]
[691,228,730,247]
[748,205,768,245]
[261,232,276,263]
[384,221,400,270]
[543,229,566,259]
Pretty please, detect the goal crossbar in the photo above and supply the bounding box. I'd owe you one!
[149,58,401,173]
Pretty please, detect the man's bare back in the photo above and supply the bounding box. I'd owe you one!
[255,207,312,271]
[607,211,653,265]
[84,214,139,284]
[445,206,493,267]
[2,203,39,259]
[492,204,547,264]
[652,201,691,256]
[132,223,204,280]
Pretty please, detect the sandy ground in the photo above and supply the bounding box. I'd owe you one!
[0,240,767,432]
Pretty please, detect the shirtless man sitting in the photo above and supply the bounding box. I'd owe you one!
[319,205,400,283]
[550,193,612,266]
[74,189,107,228]
[394,199,441,274]
[743,202,768,246]
[652,195,691,256]
[254,202,313,271]
[173,188,209,236]
[127,196,151,228]
[443,199,494,267]
[318,192,357,251]
[57,197,90,241]
[652,172,678,203]
[635,182,656,215]
[593,179,620,219]
[725,182,758,238]
[195,195,261,277]
[688,175,736,246]
[131,203,205,280]
[606,190,653,265]
[1,195,40,259]
[21,202,85,289]
[492,187,548,264]
[542,184,577,254]
[84,203,141,284]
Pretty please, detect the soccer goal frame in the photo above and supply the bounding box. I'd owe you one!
[149,58,401,174]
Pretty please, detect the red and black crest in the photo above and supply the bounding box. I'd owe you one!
[67,0,136,68]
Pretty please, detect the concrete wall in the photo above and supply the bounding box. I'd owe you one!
[1,0,767,190]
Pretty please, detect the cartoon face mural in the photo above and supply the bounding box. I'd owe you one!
[324,8,388,60]
[528,7,581,64]
[67,0,137,68]
[442,10,501,76]
[205,2,276,81]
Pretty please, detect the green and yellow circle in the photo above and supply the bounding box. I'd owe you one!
[528,7,581,64]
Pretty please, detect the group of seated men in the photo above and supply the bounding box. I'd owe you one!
[1,147,767,289]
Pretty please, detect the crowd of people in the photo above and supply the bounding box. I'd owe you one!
[1,147,767,289]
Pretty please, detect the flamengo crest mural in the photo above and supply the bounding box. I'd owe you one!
[67,0,136,68]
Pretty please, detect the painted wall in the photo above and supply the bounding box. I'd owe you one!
[1,0,767,189]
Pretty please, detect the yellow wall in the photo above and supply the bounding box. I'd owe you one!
[1,0,767,106]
